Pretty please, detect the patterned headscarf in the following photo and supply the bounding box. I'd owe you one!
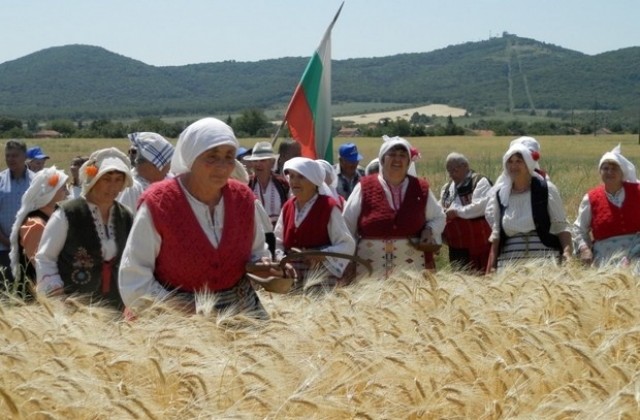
[128,132,174,170]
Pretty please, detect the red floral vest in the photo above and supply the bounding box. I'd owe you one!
[282,194,336,250]
[358,175,428,239]
[141,178,254,292]
[588,182,640,241]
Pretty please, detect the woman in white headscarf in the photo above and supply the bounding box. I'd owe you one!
[316,159,345,209]
[35,148,134,307]
[118,117,273,318]
[485,143,572,273]
[274,157,355,292]
[342,136,445,280]
[573,144,640,267]
[9,167,68,297]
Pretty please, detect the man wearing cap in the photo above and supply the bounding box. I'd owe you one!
[0,140,34,282]
[117,132,174,214]
[334,142,365,200]
[245,141,290,227]
[27,146,50,173]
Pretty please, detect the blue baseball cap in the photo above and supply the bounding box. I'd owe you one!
[27,146,49,160]
[338,143,363,163]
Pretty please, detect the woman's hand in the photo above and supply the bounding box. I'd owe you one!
[578,246,593,266]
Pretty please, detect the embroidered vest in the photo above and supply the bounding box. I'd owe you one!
[57,198,132,308]
[282,195,336,250]
[358,175,428,239]
[142,178,254,292]
[249,173,290,204]
[497,177,561,251]
[588,182,640,241]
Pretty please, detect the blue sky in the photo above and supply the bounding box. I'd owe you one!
[2,0,638,66]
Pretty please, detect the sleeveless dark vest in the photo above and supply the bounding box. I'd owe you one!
[497,176,561,251]
[57,198,133,308]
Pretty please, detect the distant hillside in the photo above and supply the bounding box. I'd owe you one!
[0,34,638,120]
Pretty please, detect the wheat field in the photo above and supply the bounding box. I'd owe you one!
[2,134,640,418]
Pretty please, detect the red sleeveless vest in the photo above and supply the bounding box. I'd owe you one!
[141,178,255,292]
[358,175,428,239]
[588,182,640,241]
[282,194,336,250]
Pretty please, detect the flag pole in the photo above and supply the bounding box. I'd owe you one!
[270,1,345,149]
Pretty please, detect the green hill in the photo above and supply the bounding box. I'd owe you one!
[0,34,638,120]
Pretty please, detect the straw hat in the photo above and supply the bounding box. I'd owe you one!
[243,141,279,161]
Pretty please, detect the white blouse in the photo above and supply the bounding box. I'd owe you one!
[485,181,569,242]
[573,188,626,251]
[274,194,356,277]
[118,179,269,311]
[342,175,446,242]
[439,175,492,219]
[35,201,120,296]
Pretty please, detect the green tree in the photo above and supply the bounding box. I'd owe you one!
[48,119,77,136]
[232,109,272,137]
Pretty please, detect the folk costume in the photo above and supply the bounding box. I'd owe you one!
[573,145,640,267]
[440,170,492,272]
[118,118,270,317]
[9,167,68,298]
[485,144,569,271]
[274,158,355,291]
[343,137,445,279]
[36,149,134,308]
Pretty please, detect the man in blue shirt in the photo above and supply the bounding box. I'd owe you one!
[0,140,34,283]
[334,142,365,200]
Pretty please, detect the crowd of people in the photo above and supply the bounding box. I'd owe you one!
[1,120,639,318]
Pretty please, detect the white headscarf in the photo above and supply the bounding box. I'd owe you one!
[510,136,541,170]
[599,144,638,183]
[365,158,380,176]
[128,132,174,170]
[9,166,68,278]
[379,135,417,177]
[230,160,250,185]
[283,157,332,197]
[80,148,133,196]
[171,117,238,175]
[316,159,341,202]
[495,143,544,205]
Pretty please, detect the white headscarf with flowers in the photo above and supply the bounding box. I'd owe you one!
[171,117,239,175]
[283,157,333,197]
[9,166,69,278]
[598,144,638,184]
[380,135,420,177]
[510,136,541,171]
[495,143,544,205]
[80,147,133,196]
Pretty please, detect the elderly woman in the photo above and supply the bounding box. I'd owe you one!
[117,132,174,214]
[118,117,273,318]
[9,167,68,297]
[343,136,446,279]
[485,143,572,272]
[573,145,640,267]
[274,157,355,291]
[35,148,134,307]
[316,159,345,209]
[274,157,355,289]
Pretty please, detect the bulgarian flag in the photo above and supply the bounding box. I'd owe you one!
[283,2,344,163]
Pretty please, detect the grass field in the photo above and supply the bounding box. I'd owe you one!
[2,134,640,417]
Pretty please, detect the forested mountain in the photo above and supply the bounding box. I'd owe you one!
[0,34,638,120]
